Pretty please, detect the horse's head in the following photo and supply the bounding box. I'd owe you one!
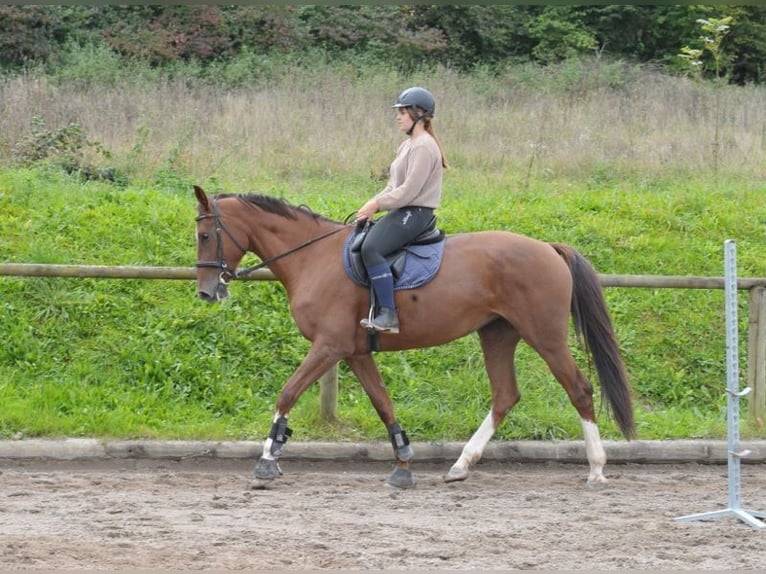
[194,185,248,303]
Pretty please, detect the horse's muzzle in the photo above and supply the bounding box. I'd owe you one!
[197,282,229,303]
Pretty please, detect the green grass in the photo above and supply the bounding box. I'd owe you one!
[1,166,763,443]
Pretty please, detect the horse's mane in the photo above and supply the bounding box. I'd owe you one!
[216,193,339,224]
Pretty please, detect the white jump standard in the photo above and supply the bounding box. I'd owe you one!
[676,240,766,529]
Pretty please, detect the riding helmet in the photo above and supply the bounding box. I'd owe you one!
[392,87,436,118]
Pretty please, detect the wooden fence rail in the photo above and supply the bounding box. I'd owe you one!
[2,263,765,424]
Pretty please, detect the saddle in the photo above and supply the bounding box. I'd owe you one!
[343,218,446,352]
[344,217,445,289]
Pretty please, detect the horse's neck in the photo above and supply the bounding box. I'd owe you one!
[247,214,343,285]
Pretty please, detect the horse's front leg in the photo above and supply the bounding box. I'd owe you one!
[252,343,340,487]
[345,354,415,489]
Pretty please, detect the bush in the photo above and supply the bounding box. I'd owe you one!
[12,116,121,184]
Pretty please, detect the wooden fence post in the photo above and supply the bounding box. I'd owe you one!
[748,286,766,425]
[319,364,339,422]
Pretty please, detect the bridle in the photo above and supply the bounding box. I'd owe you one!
[195,197,248,285]
[195,196,352,286]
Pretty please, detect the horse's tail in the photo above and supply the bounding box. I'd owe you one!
[550,243,636,439]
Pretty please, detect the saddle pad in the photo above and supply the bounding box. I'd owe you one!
[342,229,446,290]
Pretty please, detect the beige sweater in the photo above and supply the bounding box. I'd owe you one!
[373,133,443,211]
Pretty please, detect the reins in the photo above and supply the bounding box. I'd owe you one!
[235,224,351,279]
[196,196,354,283]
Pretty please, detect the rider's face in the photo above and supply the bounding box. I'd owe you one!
[396,107,414,133]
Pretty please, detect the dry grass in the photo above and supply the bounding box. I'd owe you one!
[1,62,764,186]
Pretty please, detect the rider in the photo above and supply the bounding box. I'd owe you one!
[356,87,449,334]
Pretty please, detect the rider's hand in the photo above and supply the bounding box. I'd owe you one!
[355,199,379,223]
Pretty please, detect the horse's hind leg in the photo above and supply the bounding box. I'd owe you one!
[345,354,415,489]
[536,344,608,487]
[445,319,521,483]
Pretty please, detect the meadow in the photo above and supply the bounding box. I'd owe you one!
[1,57,765,442]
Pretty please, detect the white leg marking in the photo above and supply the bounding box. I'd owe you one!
[446,411,496,481]
[581,419,607,486]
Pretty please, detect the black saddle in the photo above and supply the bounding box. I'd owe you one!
[348,217,444,285]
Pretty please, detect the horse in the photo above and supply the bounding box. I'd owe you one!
[193,185,635,489]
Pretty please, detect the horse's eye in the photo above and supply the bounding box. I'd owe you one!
[198,232,210,242]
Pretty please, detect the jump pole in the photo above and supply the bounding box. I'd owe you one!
[676,240,766,529]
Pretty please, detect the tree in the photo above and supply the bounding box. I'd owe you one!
[0,6,65,68]
[1,5,765,84]
[721,6,766,84]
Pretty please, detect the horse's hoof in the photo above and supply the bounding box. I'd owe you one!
[586,476,608,490]
[444,466,469,483]
[250,477,274,490]
[387,466,415,489]
[253,457,282,480]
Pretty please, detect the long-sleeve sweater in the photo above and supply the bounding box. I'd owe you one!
[372,133,443,211]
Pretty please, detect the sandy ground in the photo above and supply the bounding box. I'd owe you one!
[1,457,765,571]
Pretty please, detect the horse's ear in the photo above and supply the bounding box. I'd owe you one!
[194,185,211,212]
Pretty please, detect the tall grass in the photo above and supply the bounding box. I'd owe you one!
[1,56,764,188]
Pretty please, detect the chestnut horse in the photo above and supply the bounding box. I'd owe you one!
[194,185,634,489]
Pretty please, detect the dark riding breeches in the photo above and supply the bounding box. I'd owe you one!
[360,206,435,269]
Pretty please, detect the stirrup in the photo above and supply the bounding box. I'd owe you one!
[360,307,399,334]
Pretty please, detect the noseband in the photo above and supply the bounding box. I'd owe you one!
[196,197,353,286]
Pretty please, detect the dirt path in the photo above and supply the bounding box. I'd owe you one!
[1,457,765,570]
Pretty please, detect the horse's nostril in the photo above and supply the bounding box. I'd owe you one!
[197,285,228,303]
[198,290,215,302]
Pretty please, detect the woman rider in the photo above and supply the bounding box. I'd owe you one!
[355,87,449,334]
